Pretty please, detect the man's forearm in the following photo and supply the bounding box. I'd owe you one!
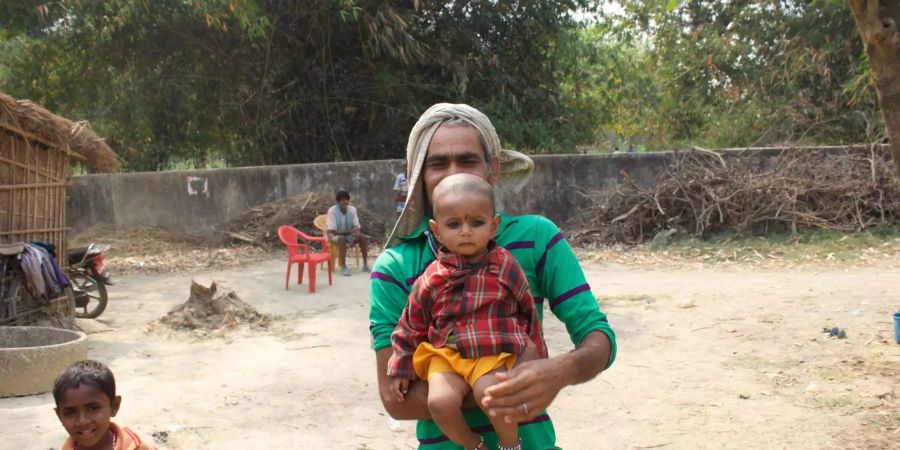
[376,348,430,419]
[388,380,432,420]
[556,330,612,387]
[375,347,480,420]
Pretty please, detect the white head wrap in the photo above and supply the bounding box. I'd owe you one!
[386,103,534,248]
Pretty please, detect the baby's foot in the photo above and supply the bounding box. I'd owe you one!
[497,438,522,450]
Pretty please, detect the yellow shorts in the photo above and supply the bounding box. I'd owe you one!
[412,342,516,386]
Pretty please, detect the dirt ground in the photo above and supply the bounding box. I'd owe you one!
[1,256,898,449]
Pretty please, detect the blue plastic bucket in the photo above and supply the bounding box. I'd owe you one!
[894,312,900,344]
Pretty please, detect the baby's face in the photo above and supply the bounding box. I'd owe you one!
[430,193,498,261]
[55,384,120,449]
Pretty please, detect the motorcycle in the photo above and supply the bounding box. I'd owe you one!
[66,244,113,319]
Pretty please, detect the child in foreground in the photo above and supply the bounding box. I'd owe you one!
[54,360,157,450]
[387,173,547,450]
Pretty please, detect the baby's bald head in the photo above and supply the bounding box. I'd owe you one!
[431,173,495,218]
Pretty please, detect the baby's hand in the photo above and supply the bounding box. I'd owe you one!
[390,377,410,403]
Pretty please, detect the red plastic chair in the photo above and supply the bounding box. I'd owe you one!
[277,225,332,293]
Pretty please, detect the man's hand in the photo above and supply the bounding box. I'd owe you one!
[375,347,479,420]
[481,358,566,423]
[390,377,410,403]
[481,331,611,423]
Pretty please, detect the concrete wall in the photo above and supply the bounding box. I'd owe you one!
[66,147,860,236]
[68,160,403,236]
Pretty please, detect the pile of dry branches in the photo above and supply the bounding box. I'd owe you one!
[219,192,391,247]
[578,146,900,244]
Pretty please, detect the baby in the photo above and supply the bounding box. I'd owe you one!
[387,173,546,450]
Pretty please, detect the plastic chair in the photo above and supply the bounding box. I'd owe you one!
[277,225,332,293]
[313,214,360,269]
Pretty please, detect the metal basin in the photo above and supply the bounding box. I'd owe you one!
[0,326,88,397]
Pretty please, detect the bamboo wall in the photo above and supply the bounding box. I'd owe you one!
[0,128,70,261]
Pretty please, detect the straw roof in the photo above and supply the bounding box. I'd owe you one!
[0,91,120,172]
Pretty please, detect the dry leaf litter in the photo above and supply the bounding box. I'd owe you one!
[71,192,390,274]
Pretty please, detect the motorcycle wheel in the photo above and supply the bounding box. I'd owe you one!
[64,285,76,321]
[70,272,108,319]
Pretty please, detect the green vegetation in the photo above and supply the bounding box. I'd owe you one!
[662,227,900,263]
[0,1,883,171]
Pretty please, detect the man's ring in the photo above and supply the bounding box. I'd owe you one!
[521,401,529,415]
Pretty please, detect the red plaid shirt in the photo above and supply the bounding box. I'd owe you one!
[387,242,547,379]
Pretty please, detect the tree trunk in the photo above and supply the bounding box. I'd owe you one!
[849,0,900,175]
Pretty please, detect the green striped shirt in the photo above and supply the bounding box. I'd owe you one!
[369,212,617,449]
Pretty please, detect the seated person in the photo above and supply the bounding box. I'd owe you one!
[326,190,370,275]
[54,360,157,450]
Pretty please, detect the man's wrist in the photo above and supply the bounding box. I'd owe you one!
[556,331,611,387]
[551,351,579,389]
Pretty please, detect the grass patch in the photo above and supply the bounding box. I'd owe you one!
[733,354,797,372]
[811,364,860,384]
[810,395,860,412]
[595,294,657,305]
[661,226,900,264]
[867,409,900,433]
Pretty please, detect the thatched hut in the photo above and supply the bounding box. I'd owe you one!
[0,91,119,259]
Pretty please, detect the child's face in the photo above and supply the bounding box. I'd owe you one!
[429,193,499,261]
[55,384,121,449]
